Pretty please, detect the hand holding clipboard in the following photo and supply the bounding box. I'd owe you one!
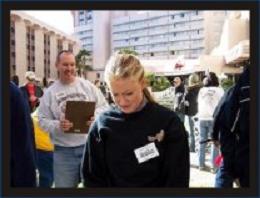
[63,101,96,134]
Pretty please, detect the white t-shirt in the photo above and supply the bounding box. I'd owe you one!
[197,87,224,120]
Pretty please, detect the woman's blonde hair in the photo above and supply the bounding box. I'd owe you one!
[104,52,156,103]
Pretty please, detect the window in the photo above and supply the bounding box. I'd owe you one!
[11,52,15,57]
[11,40,15,45]
[10,27,15,33]
[96,73,100,79]
[171,15,175,19]
[150,52,154,56]
[180,13,185,17]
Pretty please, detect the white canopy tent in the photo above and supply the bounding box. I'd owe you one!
[140,59,202,76]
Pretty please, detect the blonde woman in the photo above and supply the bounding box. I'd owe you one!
[82,53,189,187]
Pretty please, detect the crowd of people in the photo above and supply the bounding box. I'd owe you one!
[10,50,249,188]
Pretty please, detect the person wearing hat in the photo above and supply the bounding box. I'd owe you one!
[20,71,43,112]
[184,73,202,152]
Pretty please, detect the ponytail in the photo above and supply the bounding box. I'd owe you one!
[143,87,156,103]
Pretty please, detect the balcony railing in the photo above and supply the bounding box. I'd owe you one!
[190,34,204,39]
[149,37,169,44]
[169,25,190,33]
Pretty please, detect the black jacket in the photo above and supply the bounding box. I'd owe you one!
[212,68,249,187]
[185,85,201,116]
[10,82,36,187]
[173,84,185,114]
[82,102,190,187]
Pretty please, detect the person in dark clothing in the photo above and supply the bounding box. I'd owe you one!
[185,73,202,152]
[20,71,43,112]
[212,67,249,188]
[173,76,185,123]
[42,77,48,88]
[212,85,236,187]
[11,75,19,86]
[10,82,36,187]
[82,53,190,187]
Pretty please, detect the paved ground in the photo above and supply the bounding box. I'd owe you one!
[189,152,216,188]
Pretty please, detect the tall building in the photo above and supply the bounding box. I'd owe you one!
[71,10,111,79]
[10,11,80,85]
[111,10,229,59]
[72,10,231,80]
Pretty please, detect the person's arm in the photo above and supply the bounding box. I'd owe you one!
[161,115,190,187]
[38,91,60,134]
[81,121,109,187]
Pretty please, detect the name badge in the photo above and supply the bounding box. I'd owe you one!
[134,142,159,164]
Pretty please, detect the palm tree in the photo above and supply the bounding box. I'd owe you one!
[75,49,92,78]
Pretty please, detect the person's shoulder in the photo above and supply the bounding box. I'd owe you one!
[215,87,224,94]
[98,105,117,117]
[149,102,175,117]
[42,80,59,95]
[198,86,207,94]
[77,77,93,85]
[77,77,98,90]
[93,105,119,125]
[10,82,20,95]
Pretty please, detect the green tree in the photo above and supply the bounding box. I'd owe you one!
[145,72,171,92]
[118,48,139,56]
[220,78,234,91]
[75,49,92,77]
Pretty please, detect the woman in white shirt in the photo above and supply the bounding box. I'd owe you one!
[197,72,224,171]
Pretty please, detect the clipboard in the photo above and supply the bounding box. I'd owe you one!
[65,101,96,134]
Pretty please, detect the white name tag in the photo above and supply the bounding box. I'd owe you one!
[134,142,159,164]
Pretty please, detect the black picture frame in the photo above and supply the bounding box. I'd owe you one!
[1,0,259,197]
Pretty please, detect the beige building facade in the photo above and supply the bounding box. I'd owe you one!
[10,11,80,85]
[71,11,111,76]
[201,10,250,75]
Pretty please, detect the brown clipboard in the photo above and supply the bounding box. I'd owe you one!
[65,101,96,134]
